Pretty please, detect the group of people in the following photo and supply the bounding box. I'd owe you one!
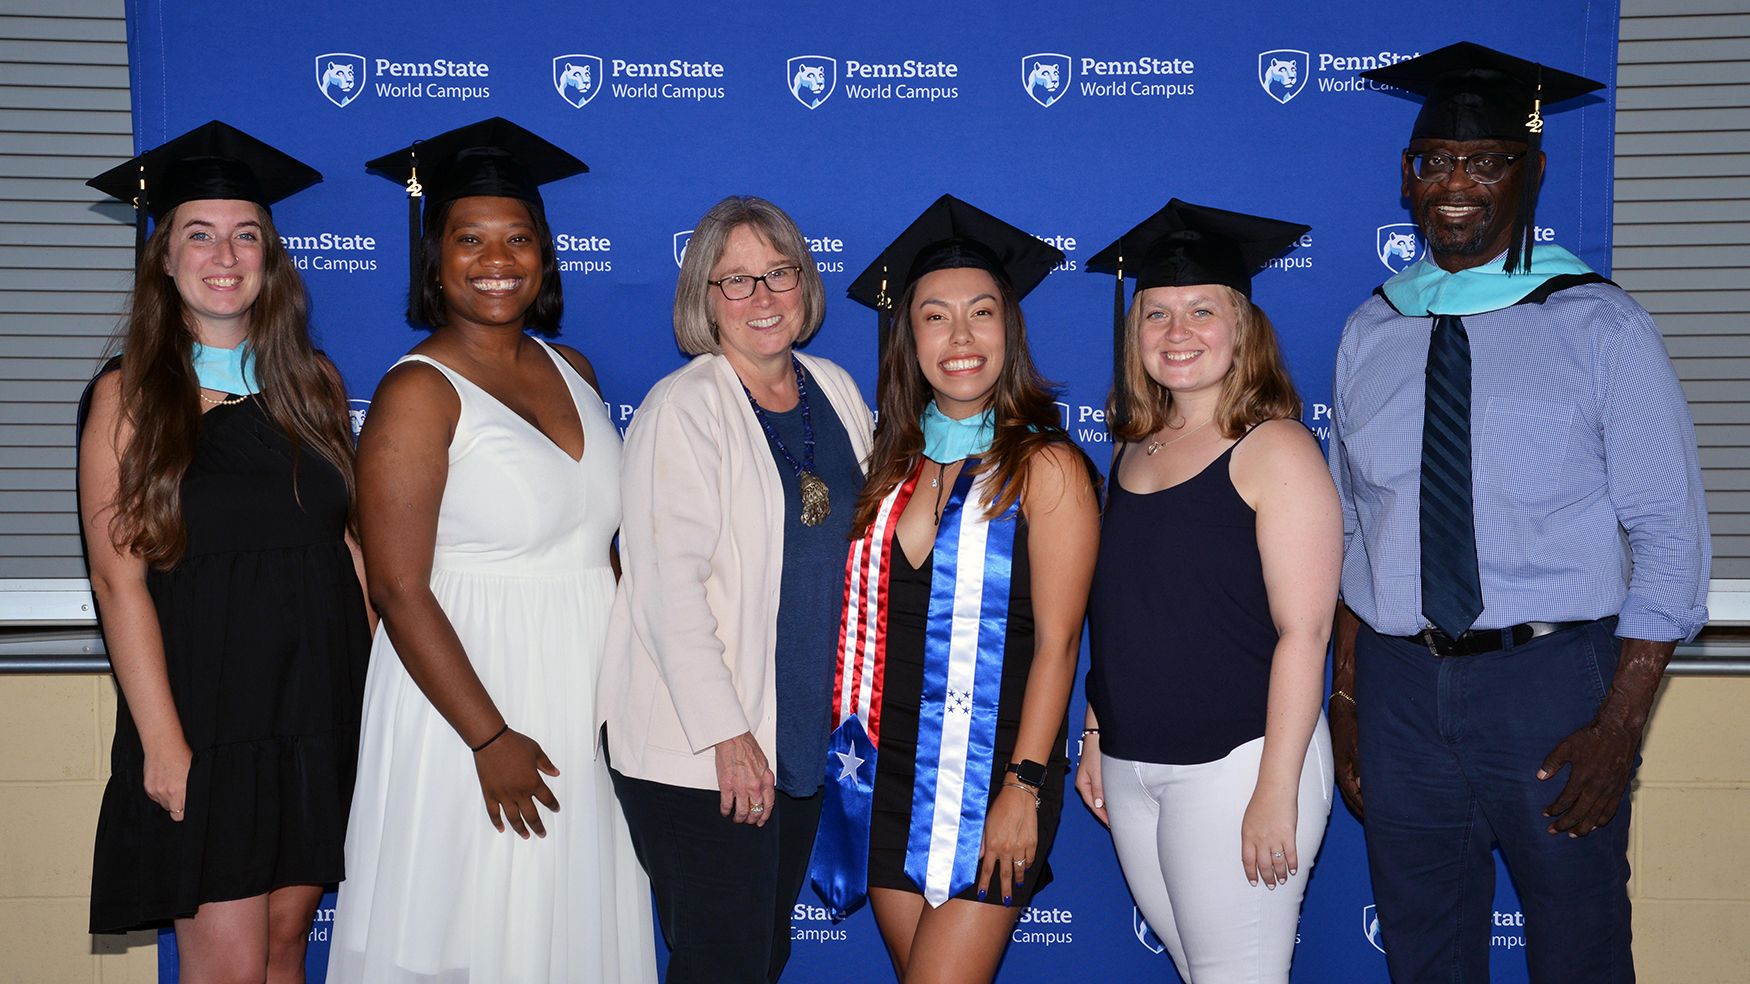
[75,41,1708,984]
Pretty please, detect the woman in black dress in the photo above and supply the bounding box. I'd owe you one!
[818,197,1100,984]
[79,122,371,983]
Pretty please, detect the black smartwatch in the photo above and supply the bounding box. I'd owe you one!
[1006,759,1047,790]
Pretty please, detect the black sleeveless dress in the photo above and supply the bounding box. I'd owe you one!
[87,389,371,933]
[866,518,1070,906]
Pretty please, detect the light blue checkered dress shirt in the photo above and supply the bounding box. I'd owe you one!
[1329,282,1711,641]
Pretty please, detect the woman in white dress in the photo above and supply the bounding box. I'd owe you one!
[327,119,655,983]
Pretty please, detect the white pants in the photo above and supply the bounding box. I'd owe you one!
[1104,720,1333,984]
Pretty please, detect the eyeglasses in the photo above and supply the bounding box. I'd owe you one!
[1404,151,1526,185]
[708,265,803,301]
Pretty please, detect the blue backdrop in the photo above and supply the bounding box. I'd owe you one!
[124,1,1620,980]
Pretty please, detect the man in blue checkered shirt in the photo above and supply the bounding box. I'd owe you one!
[1326,43,1710,984]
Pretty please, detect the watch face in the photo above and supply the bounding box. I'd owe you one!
[1010,760,1047,787]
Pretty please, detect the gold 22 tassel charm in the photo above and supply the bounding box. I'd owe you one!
[799,472,831,526]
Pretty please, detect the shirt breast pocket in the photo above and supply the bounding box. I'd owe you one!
[1479,396,1575,501]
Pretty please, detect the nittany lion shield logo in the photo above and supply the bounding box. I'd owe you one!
[554,54,603,108]
[315,53,367,108]
[1376,223,1427,274]
[1363,904,1386,953]
[786,55,836,109]
[1258,49,1310,104]
[1022,53,1073,108]
[673,230,694,269]
[1133,907,1165,954]
[347,399,371,439]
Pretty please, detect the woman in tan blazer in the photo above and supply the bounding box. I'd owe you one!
[599,195,874,984]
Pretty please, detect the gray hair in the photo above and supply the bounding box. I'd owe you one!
[673,196,825,356]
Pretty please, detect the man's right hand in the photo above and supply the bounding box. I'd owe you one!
[1331,601,1363,819]
[1330,700,1362,818]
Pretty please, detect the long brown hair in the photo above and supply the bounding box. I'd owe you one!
[108,202,357,567]
[1106,285,1301,442]
[852,272,1100,536]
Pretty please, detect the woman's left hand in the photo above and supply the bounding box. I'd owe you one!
[1241,784,1299,889]
[978,783,1040,906]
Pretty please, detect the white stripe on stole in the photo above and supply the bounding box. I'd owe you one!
[922,487,995,905]
[856,492,901,723]
[837,535,867,726]
[838,480,906,729]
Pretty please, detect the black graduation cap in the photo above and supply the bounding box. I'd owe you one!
[1360,42,1604,273]
[1086,199,1308,431]
[847,194,1064,360]
[365,117,588,324]
[87,120,322,260]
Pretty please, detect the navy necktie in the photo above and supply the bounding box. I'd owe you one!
[1420,314,1484,638]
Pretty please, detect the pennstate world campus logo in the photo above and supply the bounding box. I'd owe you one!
[787,55,836,108]
[673,230,694,268]
[1022,53,1072,107]
[554,54,603,107]
[1257,49,1309,104]
[1363,904,1386,953]
[1376,223,1427,273]
[316,53,367,107]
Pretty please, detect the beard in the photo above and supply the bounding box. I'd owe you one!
[1419,197,1498,255]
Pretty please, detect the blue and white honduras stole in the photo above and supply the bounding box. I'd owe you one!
[907,461,1017,907]
[810,457,1018,916]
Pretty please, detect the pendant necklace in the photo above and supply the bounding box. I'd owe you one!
[743,355,830,526]
[1146,415,1213,455]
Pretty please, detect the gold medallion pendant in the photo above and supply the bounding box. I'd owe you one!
[799,472,831,526]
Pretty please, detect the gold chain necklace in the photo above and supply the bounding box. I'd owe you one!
[199,391,247,406]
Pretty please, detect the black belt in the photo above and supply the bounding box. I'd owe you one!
[1394,620,1595,658]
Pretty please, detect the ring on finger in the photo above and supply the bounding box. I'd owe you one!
[749,803,764,814]
[1271,850,1285,859]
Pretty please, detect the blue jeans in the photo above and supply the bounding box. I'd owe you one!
[1355,618,1635,984]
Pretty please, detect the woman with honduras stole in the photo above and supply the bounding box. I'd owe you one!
[810,195,1102,984]
[1077,200,1340,984]
[81,122,372,982]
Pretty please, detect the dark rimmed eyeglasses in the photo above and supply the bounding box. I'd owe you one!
[708,265,803,301]
[1404,150,1526,185]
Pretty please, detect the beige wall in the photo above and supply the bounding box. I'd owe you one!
[0,675,154,983]
[1630,674,1750,984]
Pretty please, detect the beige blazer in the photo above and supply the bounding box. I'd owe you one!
[598,352,874,790]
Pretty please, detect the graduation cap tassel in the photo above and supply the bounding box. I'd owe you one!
[406,144,424,325]
[133,165,148,263]
[1508,66,1545,275]
[1111,256,1129,433]
[875,266,893,375]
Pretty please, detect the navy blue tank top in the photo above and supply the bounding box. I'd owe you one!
[1086,433,1278,765]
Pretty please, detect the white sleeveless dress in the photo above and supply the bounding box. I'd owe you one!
[328,341,655,984]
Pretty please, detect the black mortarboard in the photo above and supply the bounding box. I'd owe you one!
[87,120,321,261]
[1087,200,1308,430]
[366,117,588,324]
[847,194,1064,360]
[1361,42,1604,273]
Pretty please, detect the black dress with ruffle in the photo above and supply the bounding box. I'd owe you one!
[88,393,370,933]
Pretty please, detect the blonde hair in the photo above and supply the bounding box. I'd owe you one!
[672,196,825,356]
[1106,284,1302,442]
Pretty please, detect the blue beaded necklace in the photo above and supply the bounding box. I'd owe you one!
[741,355,831,526]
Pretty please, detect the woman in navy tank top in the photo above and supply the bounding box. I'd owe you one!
[1078,201,1341,983]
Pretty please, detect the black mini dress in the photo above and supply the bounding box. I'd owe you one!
[866,519,1069,906]
[87,391,371,932]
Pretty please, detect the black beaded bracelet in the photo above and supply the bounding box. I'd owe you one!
[471,724,510,753]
